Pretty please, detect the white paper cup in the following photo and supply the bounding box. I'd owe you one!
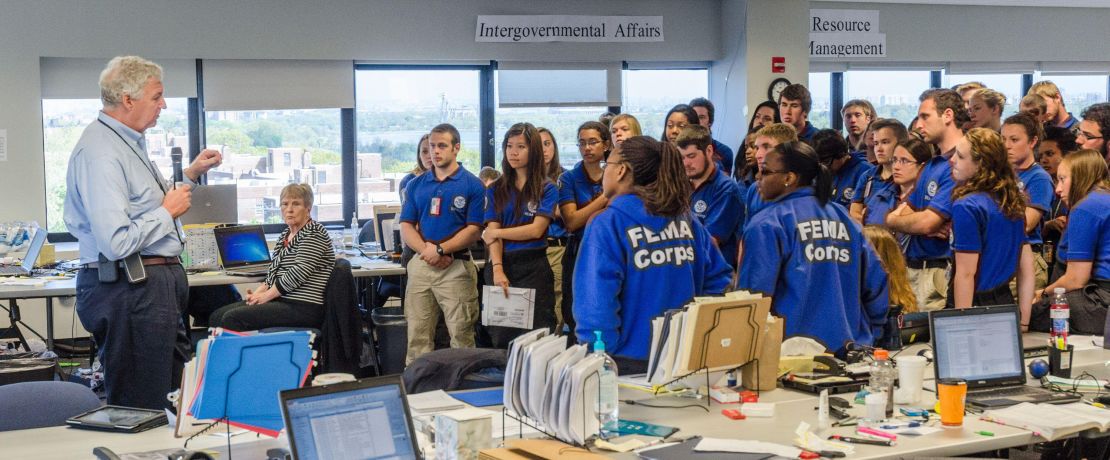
[894,355,927,404]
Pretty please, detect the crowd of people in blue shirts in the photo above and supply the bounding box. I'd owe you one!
[398,82,1110,371]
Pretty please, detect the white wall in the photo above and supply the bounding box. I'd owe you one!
[811,1,1110,64]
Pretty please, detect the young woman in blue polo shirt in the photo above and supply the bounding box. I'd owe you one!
[662,104,700,144]
[948,128,1034,313]
[738,141,889,355]
[574,136,731,372]
[482,123,558,347]
[539,127,569,329]
[557,121,611,334]
[1032,149,1110,333]
[1002,113,1053,291]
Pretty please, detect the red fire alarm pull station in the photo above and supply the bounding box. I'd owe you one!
[772,57,786,73]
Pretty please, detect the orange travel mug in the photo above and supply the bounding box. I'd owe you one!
[936,378,967,427]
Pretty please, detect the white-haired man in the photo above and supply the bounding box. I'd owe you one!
[64,56,222,410]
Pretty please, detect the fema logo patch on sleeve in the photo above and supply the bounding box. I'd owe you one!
[1017,180,1025,191]
[694,200,708,214]
[453,196,466,209]
[843,187,855,201]
[527,201,538,215]
[927,180,939,198]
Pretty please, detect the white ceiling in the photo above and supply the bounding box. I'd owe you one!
[817,0,1110,7]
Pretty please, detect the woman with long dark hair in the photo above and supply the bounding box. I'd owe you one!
[947,128,1033,314]
[738,141,889,355]
[747,100,780,134]
[662,104,700,144]
[481,123,558,347]
[573,136,731,371]
[538,127,569,329]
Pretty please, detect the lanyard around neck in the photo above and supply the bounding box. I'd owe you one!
[98,119,167,196]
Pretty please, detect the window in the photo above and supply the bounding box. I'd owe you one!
[844,71,933,127]
[944,73,1024,119]
[494,105,609,168]
[204,109,343,224]
[622,69,709,141]
[42,98,190,232]
[355,68,481,207]
[1040,75,1109,119]
[808,72,832,129]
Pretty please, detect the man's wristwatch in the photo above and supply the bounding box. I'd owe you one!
[435,243,445,256]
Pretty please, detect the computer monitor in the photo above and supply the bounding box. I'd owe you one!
[929,305,1026,389]
[212,225,271,269]
[180,184,238,225]
[280,375,421,460]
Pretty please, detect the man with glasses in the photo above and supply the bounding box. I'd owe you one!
[812,129,875,208]
[1078,103,1110,164]
[675,125,744,269]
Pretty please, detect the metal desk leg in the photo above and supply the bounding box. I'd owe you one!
[46,297,54,350]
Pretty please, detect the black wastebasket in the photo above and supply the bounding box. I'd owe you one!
[371,307,407,375]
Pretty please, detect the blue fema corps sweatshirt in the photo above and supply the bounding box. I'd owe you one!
[573,194,733,361]
[738,188,889,353]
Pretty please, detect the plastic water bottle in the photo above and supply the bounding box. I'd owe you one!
[346,212,358,249]
[868,348,896,419]
[592,331,620,435]
[1050,288,1070,350]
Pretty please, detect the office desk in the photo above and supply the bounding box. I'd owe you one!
[0,256,413,349]
[0,424,283,460]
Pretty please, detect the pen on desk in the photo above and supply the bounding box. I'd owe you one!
[828,435,893,447]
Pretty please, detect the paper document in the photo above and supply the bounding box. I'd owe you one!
[408,390,467,414]
[482,285,536,329]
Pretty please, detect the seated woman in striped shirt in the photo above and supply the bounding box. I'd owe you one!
[209,183,336,331]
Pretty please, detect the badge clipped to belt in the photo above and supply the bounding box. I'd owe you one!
[430,197,442,216]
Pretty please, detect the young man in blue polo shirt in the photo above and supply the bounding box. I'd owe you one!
[842,99,875,161]
[812,129,875,209]
[690,97,735,176]
[676,125,744,269]
[886,89,968,311]
[779,84,819,143]
[1030,81,1081,136]
[742,123,799,231]
[399,123,486,364]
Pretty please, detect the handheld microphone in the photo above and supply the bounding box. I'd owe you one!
[170,147,184,184]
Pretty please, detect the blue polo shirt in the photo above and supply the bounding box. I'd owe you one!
[738,188,889,353]
[484,182,558,252]
[742,184,770,231]
[1064,190,1110,280]
[850,149,869,163]
[558,161,604,236]
[853,170,900,227]
[904,156,955,261]
[399,165,486,243]
[951,192,1026,292]
[713,139,735,177]
[691,168,745,267]
[799,122,818,143]
[398,172,421,206]
[573,194,732,360]
[832,156,876,208]
[1016,164,1054,246]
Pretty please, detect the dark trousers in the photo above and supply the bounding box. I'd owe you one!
[945,280,1015,309]
[76,264,190,411]
[481,247,556,349]
[561,234,582,336]
[208,299,324,332]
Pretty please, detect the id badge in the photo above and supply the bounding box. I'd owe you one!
[430,197,441,216]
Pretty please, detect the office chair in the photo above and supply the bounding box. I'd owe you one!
[0,380,102,431]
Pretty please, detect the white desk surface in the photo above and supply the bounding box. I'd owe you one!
[0,424,283,460]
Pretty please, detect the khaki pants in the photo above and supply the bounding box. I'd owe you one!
[908,266,949,312]
[547,245,567,330]
[404,257,479,365]
[1009,252,1049,300]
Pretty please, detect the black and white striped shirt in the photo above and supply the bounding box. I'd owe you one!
[265,220,335,306]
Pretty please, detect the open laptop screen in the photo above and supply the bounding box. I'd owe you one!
[21,229,47,271]
[281,377,419,460]
[931,306,1025,387]
[213,225,270,269]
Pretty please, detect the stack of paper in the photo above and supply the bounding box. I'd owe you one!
[178,329,315,437]
[504,329,609,445]
[646,292,771,385]
[408,390,468,414]
[982,401,1110,440]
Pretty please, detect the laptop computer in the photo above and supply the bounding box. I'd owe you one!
[280,375,422,460]
[0,229,47,277]
[213,225,271,276]
[180,184,238,225]
[930,305,1081,409]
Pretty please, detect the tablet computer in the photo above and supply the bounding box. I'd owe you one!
[66,405,168,433]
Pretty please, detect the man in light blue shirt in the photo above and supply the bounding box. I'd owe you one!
[64,56,221,410]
